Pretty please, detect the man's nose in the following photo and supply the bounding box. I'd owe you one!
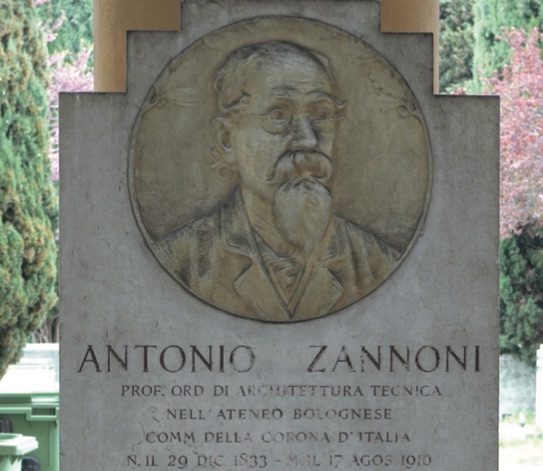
[290,114,318,150]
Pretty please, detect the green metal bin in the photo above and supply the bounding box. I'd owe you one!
[0,433,38,471]
[0,393,59,471]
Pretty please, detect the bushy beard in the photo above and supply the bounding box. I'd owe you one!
[268,151,333,256]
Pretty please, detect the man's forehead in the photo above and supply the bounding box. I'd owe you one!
[248,65,333,99]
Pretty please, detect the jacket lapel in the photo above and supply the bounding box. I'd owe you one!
[289,220,349,320]
[234,265,293,321]
[221,190,292,321]
[288,264,344,321]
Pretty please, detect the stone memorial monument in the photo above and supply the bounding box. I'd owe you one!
[60,1,499,470]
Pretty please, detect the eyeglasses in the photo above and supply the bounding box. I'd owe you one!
[229,104,339,134]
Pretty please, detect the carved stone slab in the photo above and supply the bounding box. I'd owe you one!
[60,1,499,470]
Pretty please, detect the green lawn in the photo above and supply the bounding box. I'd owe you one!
[500,423,543,469]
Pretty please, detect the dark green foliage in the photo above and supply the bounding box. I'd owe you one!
[473,0,543,88]
[0,0,58,378]
[439,0,475,92]
[36,0,93,56]
[500,223,543,367]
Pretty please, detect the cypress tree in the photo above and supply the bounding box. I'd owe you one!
[0,0,58,378]
[439,0,475,92]
[500,223,543,367]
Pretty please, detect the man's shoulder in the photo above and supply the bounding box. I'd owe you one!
[334,215,402,262]
[161,189,243,242]
[157,209,221,254]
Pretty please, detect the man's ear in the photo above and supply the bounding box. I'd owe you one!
[210,117,237,176]
[212,116,238,169]
[212,117,233,155]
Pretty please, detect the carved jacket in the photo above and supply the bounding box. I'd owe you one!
[157,188,401,321]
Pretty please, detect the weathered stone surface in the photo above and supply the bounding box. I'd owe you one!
[130,18,430,321]
[60,1,499,470]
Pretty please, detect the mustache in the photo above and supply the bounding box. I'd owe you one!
[267,150,333,186]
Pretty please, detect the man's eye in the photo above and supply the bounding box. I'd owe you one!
[268,108,290,123]
[313,110,332,122]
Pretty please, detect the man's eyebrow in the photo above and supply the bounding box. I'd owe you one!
[306,89,335,100]
[270,84,298,96]
[269,86,335,101]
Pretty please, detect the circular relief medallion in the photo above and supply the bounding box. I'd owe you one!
[129,17,431,322]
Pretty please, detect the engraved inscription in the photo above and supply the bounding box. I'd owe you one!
[103,341,470,469]
[77,341,484,469]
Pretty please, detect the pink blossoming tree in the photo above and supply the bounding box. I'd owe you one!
[484,28,543,237]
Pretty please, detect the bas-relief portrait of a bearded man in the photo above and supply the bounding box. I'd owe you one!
[156,41,402,321]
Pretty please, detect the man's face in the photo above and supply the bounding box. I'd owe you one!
[224,54,338,203]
